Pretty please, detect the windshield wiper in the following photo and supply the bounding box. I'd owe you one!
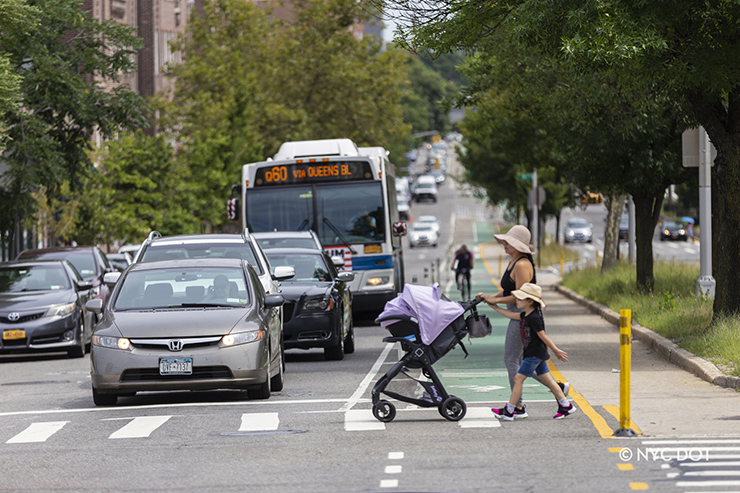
[175,303,240,308]
[322,217,357,254]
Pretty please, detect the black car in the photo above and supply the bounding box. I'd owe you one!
[661,221,687,241]
[619,213,629,241]
[263,248,354,360]
[0,260,94,357]
[16,246,115,303]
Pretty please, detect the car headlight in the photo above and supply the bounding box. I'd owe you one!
[367,276,390,286]
[566,229,574,236]
[221,330,265,347]
[304,297,333,311]
[92,335,131,350]
[664,229,669,235]
[680,229,685,235]
[44,302,76,318]
[412,234,420,241]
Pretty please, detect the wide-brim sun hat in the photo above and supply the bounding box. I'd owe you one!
[494,225,534,254]
[512,282,546,309]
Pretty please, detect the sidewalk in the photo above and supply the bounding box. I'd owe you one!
[449,218,740,438]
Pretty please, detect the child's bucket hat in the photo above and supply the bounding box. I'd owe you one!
[512,283,546,309]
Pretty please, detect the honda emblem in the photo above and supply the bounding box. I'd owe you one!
[168,340,184,351]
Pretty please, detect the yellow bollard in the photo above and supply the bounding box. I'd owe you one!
[614,309,637,436]
[595,251,600,269]
[560,251,564,276]
[498,254,502,278]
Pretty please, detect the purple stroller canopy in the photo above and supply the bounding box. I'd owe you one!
[379,283,464,345]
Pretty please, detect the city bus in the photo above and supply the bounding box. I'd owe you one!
[235,139,404,315]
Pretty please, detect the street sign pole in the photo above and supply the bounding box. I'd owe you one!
[532,168,538,261]
[697,127,716,298]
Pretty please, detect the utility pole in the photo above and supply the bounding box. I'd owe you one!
[696,127,716,298]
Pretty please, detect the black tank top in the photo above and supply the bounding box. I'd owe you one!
[500,256,536,296]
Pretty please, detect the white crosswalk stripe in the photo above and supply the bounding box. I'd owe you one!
[6,421,68,444]
[345,409,385,431]
[641,437,740,490]
[107,416,172,439]
[239,412,279,432]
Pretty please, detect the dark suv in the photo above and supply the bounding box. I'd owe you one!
[16,246,115,302]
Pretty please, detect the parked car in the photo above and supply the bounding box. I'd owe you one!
[86,258,286,406]
[16,246,115,303]
[131,232,293,297]
[397,198,412,221]
[416,215,441,234]
[661,221,687,241]
[263,248,354,360]
[0,259,94,357]
[253,231,322,251]
[564,218,593,243]
[106,252,132,273]
[409,224,439,248]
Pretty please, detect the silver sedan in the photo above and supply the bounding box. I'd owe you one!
[86,258,287,406]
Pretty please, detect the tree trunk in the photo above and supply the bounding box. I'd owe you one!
[632,192,664,293]
[712,146,740,316]
[602,193,625,271]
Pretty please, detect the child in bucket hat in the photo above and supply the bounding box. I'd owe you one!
[483,283,576,420]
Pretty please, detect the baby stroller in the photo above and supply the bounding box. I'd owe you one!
[371,283,486,422]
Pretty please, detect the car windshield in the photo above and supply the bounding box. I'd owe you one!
[140,241,263,275]
[113,267,250,310]
[418,217,437,224]
[265,253,331,282]
[568,219,589,227]
[21,251,96,279]
[413,225,434,232]
[0,265,71,292]
[665,222,682,229]
[256,237,318,250]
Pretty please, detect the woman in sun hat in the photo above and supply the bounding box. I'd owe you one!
[476,225,568,419]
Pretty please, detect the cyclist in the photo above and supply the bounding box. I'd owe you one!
[452,244,474,297]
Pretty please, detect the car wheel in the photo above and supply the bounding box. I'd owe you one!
[247,379,271,400]
[92,388,117,406]
[67,319,85,358]
[324,332,345,361]
[270,347,285,392]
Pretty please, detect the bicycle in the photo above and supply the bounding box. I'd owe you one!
[455,267,470,300]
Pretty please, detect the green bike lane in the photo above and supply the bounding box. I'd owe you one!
[436,222,558,406]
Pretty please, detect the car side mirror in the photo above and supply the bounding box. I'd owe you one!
[264,294,285,308]
[273,266,295,281]
[75,280,93,291]
[337,272,355,283]
[85,299,104,314]
[331,256,345,268]
[103,272,121,287]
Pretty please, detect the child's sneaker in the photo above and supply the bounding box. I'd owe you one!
[553,402,577,419]
[491,406,515,421]
[559,382,570,396]
[513,405,528,419]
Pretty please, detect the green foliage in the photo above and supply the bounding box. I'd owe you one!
[0,0,148,255]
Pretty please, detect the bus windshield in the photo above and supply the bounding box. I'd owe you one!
[246,182,385,245]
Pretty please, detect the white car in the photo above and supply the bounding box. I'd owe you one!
[409,224,438,248]
[416,215,440,234]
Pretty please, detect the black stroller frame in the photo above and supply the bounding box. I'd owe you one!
[371,298,484,422]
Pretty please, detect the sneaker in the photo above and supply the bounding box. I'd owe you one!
[559,382,570,396]
[491,406,515,421]
[513,405,528,419]
[553,402,577,419]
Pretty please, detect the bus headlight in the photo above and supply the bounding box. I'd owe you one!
[367,276,389,286]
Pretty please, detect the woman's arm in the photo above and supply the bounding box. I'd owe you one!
[536,330,568,362]
[490,304,521,321]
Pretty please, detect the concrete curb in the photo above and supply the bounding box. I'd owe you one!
[554,284,740,391]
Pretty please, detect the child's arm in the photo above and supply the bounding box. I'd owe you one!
[489,303,521,321]
[536,330,568,362]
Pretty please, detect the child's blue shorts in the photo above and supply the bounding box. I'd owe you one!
[518,356,550,377]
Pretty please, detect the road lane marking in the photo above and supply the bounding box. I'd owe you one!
[458,407,501,428]
[603,404,643,435]
[239,412,279,431]
[109,416,171,439]
[344,409,385,431]
[380,479,398,488]
[385,465,402,474]
[339,342,393,413]
[6,421,68,443]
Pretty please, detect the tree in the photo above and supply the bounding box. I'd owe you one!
[0,0,148,257]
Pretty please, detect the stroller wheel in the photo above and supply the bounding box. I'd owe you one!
[439,396,466,421]
[372,400,396,423]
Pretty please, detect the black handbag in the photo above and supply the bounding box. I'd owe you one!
[465,306,492,338]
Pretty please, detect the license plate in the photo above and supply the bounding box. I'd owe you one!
[159,358,192,375]
[3,329,25,340]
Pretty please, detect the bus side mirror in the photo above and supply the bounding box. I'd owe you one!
[392,221,407,237]
[227,197,240,221]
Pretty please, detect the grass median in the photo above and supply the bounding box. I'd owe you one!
[561,261,740,377]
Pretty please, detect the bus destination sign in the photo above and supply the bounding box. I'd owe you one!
[254,161,373,186]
